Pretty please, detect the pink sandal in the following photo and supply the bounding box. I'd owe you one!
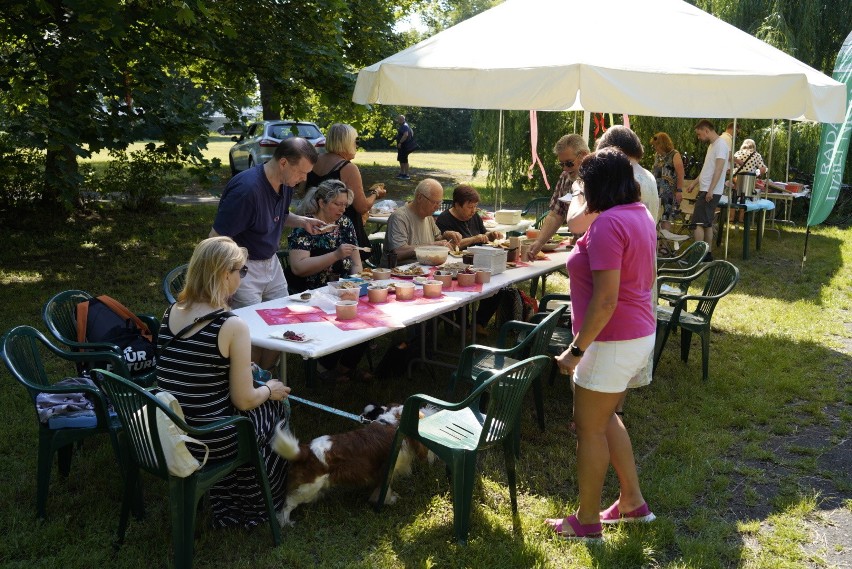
[600,501,656,524]
[545,515,603,540]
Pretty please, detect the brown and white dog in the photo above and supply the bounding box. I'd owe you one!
[272,404,434,526]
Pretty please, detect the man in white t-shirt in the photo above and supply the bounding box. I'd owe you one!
[596,125,660,221]
[685,120,729,261]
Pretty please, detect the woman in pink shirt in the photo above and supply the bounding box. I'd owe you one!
[546,148,657,540]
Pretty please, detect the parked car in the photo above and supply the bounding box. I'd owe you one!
[228,120,326,174]
[217,124,245,135]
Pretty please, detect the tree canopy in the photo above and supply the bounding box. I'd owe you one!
[0,0,415,211]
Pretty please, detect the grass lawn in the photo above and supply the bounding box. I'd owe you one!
[0,161,850,567]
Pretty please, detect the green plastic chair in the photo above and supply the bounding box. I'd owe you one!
[163,264,188,304]
[0,325,129,519]
[376,355,551,544]
[654,260,740,381]
[527,294,573,384]
[95,369,281,569]
[521,196,550,220]
[449,305,565,431]
[42,289,159,387]
[656,241,710,303]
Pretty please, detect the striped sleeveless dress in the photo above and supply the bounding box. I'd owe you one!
[156,306,288,528]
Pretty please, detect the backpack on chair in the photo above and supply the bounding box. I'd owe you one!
[76,295,157,377]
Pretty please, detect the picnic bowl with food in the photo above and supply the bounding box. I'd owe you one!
[456,271,476,287]
[433,272,453,287]
[415,245,449,266]
[394,281,415,300]
[422,280,443,298]
[372,268,391,280]
[474,268,492,284]
[335,300,358,320]
[367,284,389,303]
[327,280,367,300]
[540,239,564,252]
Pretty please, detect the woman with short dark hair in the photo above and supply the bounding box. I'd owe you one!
[546,148,657,539]
[435,184,502,249]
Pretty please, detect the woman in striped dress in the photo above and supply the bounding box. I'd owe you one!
[156,236,291,528]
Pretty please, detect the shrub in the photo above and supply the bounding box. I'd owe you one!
[95,144,185,211]
[0,134,46,210]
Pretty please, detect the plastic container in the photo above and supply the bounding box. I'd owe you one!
[422,280,443,298]
[415,246,449,266]
[525,228,541,239]
[335,300,358,320]
[433,272,453,287]
[456,272,476,287]
[367,285,389,303]
[327,281,364,300]
[495,210,522,224]
[372,268,391,280]
[474,268,492,284]
[395,281,415,300]
[468,246,508,275]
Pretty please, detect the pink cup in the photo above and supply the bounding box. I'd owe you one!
[335,300,358,320]
[422,280,443,298]
[367,286,389,303]
[395,282,415,300]
[474,269,491,284]
[457,272,476,287]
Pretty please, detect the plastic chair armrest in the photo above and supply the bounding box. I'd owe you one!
[538,294,571,312]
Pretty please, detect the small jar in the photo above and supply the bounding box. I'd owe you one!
[457,272,476,287]
[474,269,491,284]
[335,300,358,320]
[367,286,389,303]
[422,280,443,298]
[395,281,415,300]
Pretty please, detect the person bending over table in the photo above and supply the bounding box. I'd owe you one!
[546,148,657,540]
[210,137,325,370]
[436,183,504,335]
[529,134,590,260]
[157,236,291,529]
[383,178,462,265]
[286,179,371,382]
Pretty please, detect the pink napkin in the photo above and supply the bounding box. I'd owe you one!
[257,306,325,325]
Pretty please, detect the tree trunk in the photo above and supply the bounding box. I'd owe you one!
[258,73,280,121]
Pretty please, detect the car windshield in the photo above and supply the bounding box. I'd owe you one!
[270,123,322,140]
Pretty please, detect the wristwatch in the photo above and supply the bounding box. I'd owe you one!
[569,343,584,357]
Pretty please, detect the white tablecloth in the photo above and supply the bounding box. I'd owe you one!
[233,250,570,361]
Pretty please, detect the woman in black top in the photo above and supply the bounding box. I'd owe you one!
[306,123,387,262]
[435,184,505,334]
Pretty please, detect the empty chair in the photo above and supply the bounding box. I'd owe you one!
[657,241,710,303]
[96,369,281,569]
[654,260,740,381]
[449,305,565,431]
[0,326,128,518]
[163,264,188,304]
[376,355,551,543]
[521,196,550,220]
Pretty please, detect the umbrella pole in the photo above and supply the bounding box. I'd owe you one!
[724,119,738,260]
[496,110,504,211]
[786,120,792,182]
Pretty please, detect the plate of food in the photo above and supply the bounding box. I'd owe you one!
[390,264,427,278]
[448,250,464,258]
[269,330,313,343]
[540,239,565,252]
[412,276,430,285]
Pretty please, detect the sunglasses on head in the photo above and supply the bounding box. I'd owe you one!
[558,159,575,168]
[232,265,249,278]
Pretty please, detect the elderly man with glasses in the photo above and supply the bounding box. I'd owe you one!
[528,134,591,259]
[384,178,462,266]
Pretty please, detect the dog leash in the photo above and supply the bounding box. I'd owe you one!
[285,394,373,424]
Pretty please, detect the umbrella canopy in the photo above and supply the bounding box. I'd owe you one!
[353,0,846,122]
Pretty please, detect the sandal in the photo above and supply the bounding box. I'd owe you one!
[600,501,656,524]
[545,515,603,540]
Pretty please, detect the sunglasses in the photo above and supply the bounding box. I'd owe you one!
[232,265,249,279]
[558,159,576,168]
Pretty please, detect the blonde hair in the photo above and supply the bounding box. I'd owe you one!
[325,123,358,156]
[179,236,247,309]
[651,132,674,153]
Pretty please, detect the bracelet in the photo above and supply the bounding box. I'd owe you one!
[264,384,273,401]
[366,189,377,197]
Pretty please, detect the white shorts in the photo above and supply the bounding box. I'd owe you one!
[230,255,288,309]
[573,334,656,393]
